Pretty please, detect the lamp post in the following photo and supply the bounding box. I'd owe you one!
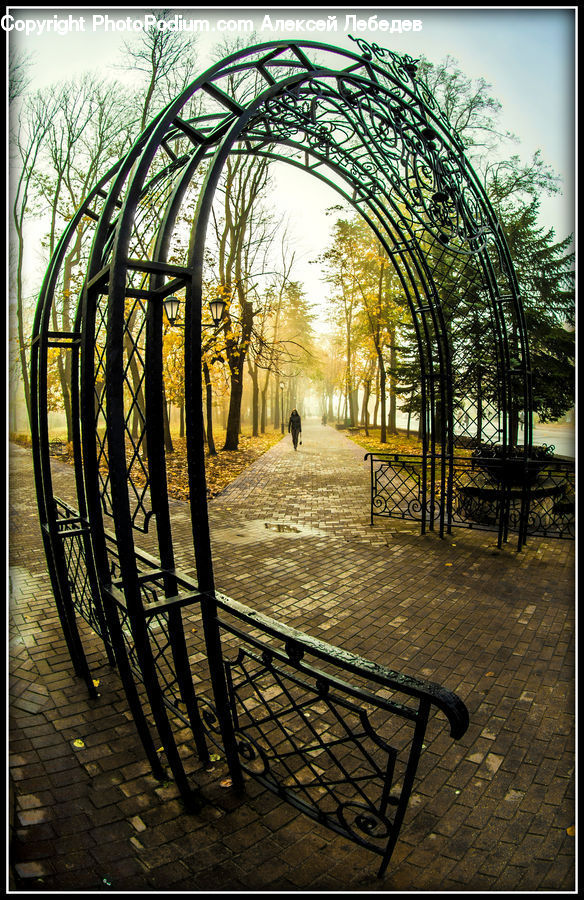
[163,295,227,329]
[280,381,285,434]
[163,296,226,457]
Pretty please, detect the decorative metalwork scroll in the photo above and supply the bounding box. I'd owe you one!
[215,595,468,876]
[366,452,575,547]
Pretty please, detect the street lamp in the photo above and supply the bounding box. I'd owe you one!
[163,295,227,328]
[280,381,285,434]
[208,297,227,326]
[163,294,181,326]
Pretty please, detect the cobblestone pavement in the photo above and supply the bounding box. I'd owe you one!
[8,421,576,893]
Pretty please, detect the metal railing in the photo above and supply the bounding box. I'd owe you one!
[213,594,469,877]
[45,497,470,876]
[366,452,575,546]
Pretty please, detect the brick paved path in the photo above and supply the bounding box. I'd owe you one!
[9,421,576,891]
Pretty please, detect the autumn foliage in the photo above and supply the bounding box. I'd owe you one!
[11,429,284,501]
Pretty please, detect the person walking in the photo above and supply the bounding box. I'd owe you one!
[288,408,302,450]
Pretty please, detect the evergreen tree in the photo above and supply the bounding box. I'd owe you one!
[501,200,574,423]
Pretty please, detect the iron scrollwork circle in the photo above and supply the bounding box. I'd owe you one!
[337,801,392,841]
[372,495,390,516]
[200,697,222,735]
[234,730,270,776]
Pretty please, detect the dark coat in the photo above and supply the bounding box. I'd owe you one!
[288,411,301,434]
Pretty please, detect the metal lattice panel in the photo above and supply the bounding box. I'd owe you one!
[366,451,575,544]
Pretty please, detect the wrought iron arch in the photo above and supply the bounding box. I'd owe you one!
[32,37,562,875]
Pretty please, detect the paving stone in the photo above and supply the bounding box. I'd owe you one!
[16,807,52,827]
[14,860,54,880]
[8,432,575,892]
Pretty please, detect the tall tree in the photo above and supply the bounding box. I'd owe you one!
[501,200,574,427]
[30,75,130,441]
[320,214,408,436]
[120,8,197,131]
[277,279,316,415]
[397,55,571,440]
[10,88,59,425]
[209,152,273,450]
[320,218,363,426]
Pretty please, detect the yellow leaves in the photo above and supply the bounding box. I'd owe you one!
[163,431,284,500]
[204,432,284,498]
[41,427,283,502]
[347,427,424,458]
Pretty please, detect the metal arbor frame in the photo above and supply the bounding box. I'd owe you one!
[27,36,548,874]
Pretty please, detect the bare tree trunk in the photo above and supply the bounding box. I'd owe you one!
[247,357,259,437]
[273,375,280,429]
[16,281,32,427]
[162,383,173,453]
[388,328,397,435]
[224,366,244,450]
[378,353,387,443]
[373,365,380,428]
[361,381,371,435]
[203,361,216,455]
[223,300,254,450]
[260,386,268,433]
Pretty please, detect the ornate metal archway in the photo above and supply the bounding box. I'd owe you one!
[31,36,562,874]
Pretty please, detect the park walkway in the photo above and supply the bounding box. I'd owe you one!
[9,420,575,892]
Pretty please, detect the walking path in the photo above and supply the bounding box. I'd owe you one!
[9,420,575,892]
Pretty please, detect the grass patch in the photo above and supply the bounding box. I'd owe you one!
[345,426,474,461]
[343,426,425,457]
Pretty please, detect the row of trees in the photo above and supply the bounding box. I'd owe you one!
[10,30,574,454]
[313,198,574,445]
[10,24,317,453]
[310,57,574,443]
[10,16,198,432]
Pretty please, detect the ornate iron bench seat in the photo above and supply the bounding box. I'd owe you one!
[457,477,563,513]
